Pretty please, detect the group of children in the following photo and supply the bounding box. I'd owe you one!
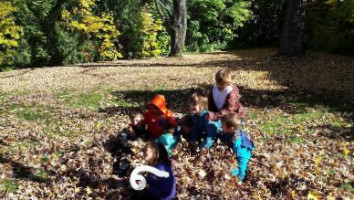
[127,69,254,200]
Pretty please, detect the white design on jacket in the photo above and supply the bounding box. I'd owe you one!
[130,165,169,190]
[213,84,233,111]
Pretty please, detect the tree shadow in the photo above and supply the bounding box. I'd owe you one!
[0,154,50,183]
[61,134,135,199]
[110,84,353,141]
[98,106,142,116]
[110,84,353,118]
[0,68,35,79]
[311,124,353,141]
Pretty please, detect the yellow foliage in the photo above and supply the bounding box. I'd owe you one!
[0,1,22,65]
[343,147,350,156]
[62,0,121,61]
[141,5,164,57]
[307,191,321,200]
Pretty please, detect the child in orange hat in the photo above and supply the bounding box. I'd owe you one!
[143,95,178,139]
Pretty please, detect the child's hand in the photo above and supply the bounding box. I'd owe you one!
[207,112,216,121]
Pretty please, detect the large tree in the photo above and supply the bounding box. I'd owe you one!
[279,0,304,56]
[154,0,187,57]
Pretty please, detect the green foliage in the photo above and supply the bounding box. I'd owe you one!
[1,0,123,69]
[14,0,56,67]
[233,0,284,48]
[186,0,254,52]
[102,0,168,58]
[1,0,353,68]
[98,0,145,58]
[305,0,354,55]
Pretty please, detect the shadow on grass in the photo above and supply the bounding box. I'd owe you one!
[0,154,50,183]
[110,85,353,115]
[313,124,354,141]
[98,106,142,116]
[108,85,353,140]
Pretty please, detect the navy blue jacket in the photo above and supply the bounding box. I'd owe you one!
[147,162,176,200]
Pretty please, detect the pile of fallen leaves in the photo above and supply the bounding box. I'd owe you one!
[1,121,353,199]
[0,49,353,199]
[123,125,353,200]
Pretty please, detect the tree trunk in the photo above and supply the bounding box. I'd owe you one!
[169,0,187,57]
[279,0,304,56]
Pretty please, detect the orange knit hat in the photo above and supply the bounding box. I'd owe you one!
[150,95,167,114]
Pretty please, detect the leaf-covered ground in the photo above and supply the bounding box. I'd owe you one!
[0,48,353,199]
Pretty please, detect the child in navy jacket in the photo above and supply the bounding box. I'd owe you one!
[143,142,176,200]
[188,93,209,142]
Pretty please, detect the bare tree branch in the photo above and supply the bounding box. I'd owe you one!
[156,0,173,18]
[154,0,166,22]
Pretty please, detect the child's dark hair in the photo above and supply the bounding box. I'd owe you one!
[144,141,171,166]
[221,113,241,129]
[129,110,143,121]
[165,125,177,134]
[189,93,208,110]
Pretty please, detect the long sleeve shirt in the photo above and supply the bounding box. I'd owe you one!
[146,162,176,200]
[208,84,245,120]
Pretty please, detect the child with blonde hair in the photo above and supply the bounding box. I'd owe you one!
[201,69,245,148]
[188,93,209,142]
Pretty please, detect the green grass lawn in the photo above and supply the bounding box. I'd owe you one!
[0,49,353,199]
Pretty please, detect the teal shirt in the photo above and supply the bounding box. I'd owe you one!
[155,133,179,157]
[232,136,252,159]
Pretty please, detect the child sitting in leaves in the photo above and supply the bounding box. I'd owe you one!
[127,111,146,139]
[188,93,209,143]
[201,69,245,148]
[178,114,193,139]
[220,113,254,181]
[132,142,176,200]
[143,95,178,139]
[155,93,208,156]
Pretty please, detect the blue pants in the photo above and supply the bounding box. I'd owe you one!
[232,146,251,180]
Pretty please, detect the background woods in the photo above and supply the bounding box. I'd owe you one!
[0,0,353,199]
[1,0,354,70]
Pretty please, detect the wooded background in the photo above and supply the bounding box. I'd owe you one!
[1,0,353,70]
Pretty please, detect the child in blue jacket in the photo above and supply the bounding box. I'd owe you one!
[188,93,209,143]
[157,93,209,155]
[221,113,254,181]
